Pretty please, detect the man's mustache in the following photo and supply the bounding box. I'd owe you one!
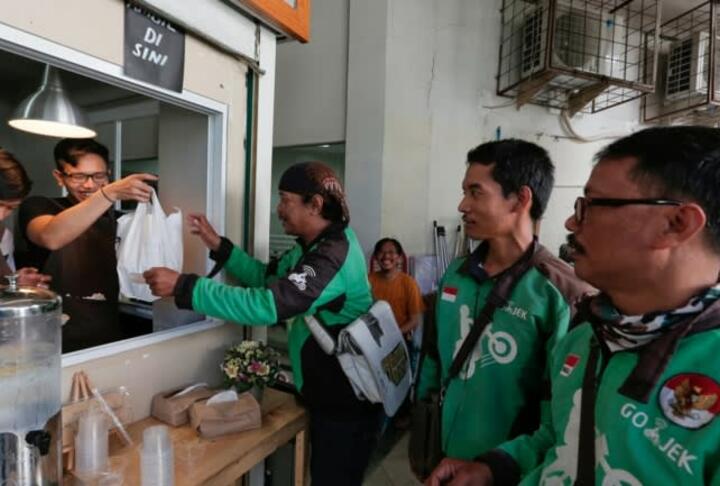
[566,233,585,254]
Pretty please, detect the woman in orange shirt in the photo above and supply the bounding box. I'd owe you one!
[369,238,424,427]
[368,238,424,350]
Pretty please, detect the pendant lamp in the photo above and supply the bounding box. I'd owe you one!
[8,65,96,138]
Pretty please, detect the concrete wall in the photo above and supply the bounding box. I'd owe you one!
[0,0,253,420]
[273,0,349,147]
[357,0,639,257]
[275,0,642,259]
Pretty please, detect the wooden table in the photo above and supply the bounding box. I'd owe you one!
[68,388,308,485]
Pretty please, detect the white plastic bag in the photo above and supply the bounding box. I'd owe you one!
[116,190,183,302]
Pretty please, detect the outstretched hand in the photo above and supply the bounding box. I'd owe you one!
[187,213,221,252]
[143,267,180,297]
[16,267,52,288]
[425,458,493,486]
[103,173,158,203]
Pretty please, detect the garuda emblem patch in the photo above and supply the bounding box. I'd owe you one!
[658,373,720,429]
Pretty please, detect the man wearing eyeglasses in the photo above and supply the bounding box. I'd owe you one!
[17,138,156,352]
[427,126,720,486]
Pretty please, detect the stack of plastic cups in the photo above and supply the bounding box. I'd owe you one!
[141,425,174,486]
[75,410,109,478]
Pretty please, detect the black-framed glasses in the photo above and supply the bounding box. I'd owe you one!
[573,196,682,224]
[62,171,110,184]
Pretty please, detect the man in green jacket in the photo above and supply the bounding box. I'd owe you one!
[144,162,380,486]
[417,140,590,465]
[428,126,720,485]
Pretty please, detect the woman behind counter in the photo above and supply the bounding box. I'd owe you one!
[0,149,50,287]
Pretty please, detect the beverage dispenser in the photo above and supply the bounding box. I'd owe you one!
[0,275,63,485]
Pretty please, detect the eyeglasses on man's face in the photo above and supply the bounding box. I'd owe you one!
[573,196,682,224]
[62,171,110,184]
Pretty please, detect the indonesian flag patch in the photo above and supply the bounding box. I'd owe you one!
[441,286,458,302]
[560,354,580,377]
[659,373,720,429]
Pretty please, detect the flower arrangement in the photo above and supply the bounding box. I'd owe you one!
[221,340,281,392]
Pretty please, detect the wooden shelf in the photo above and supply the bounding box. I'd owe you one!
[65,388,308,485]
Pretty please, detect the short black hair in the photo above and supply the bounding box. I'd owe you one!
[53,138,110,171]
[373,238,405,257]
[0,150,32,200]
[466,139,555,221]
[596,126,720,253]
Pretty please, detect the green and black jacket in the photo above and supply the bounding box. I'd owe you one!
[417,241,592,460]
[174,223,375,416]
[480,297,720,485]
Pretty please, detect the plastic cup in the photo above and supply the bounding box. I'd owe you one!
[142,425,171,455]
[75,411,109,475]
[141,425,174,486]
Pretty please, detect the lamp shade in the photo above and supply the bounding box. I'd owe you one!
[8,65,96,138]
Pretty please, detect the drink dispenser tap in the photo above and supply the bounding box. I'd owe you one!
[0,274,63,485]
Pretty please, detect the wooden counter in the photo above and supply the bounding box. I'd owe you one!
[67,388,308,485]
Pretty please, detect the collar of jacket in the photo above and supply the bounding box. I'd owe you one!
[578,296,720,403]
[458,237,539,284]
[297,221,347,253]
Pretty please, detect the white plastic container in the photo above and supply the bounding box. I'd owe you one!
[141,425,174,486]
[75,410,110,475]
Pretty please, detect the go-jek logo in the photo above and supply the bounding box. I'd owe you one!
[453,304,518,379]
[287,265,317,291]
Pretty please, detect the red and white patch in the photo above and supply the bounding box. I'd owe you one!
[658,373,720,429]
[441,287,458,302]
[560,354,580,377]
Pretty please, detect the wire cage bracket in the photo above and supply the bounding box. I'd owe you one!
[497,0,661,115]
[643,1,720,126]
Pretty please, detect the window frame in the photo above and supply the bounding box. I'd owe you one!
[0,21,231,368]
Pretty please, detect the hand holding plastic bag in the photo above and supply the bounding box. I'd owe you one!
[116,190,182,302]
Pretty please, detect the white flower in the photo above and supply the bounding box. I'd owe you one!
[222,358,240,379]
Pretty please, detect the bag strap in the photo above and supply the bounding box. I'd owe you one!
[441,246,536,392]
[575,339,600,485]
[413,293,438,395]
[304,311,339,355]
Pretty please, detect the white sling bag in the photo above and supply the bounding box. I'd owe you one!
[304,300,412,416]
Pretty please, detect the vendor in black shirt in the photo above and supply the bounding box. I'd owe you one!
[17,138,156,352]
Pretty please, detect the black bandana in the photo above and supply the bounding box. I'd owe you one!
[278,161,349,223]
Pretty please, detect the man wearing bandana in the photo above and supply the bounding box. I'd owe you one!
[144,162,380,485]
[427,127,720,485]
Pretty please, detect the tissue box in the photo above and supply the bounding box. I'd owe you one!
[189,393,262,439]
[151,384,216,426]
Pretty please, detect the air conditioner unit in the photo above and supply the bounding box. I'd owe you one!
[664,31,710,102]
[553,4,604,72]
[520,3,622,79]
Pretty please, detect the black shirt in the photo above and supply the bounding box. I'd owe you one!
[17,195,121,298]
[17,196,72,271]
[17,195,124,352]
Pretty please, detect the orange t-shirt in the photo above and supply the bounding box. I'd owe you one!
[368,272,425,330]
